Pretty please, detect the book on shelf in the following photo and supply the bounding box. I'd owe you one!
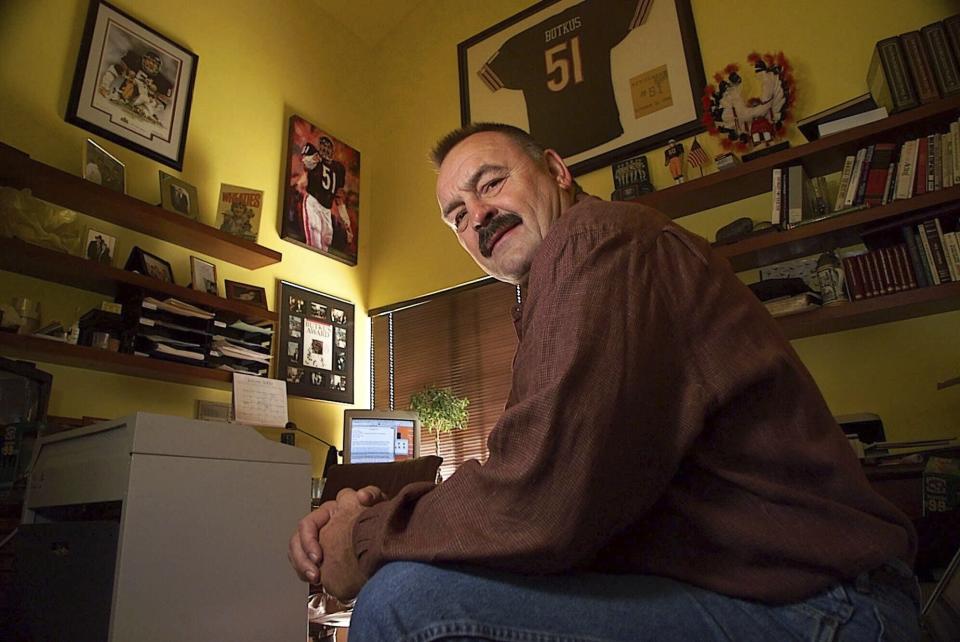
[858,143,897,207]
[946,14,960,63]
[786,165,807,226]
[867,36,920,113]
[894,139,919,200]
[817,107,889,138]
[771,168,783,227]
[942,230,960,279]
[810,175,833,217]
[764,292,821,318]
[796,93,878,142]
[840,253,866,300]
[845,147,869,208]
[902,226,931,288]
[921,21,960,97]
[953,121,960,184]
[835,155,857,211]
[900,30,941,104]
[915,136,928,196]
[921,219,953,283]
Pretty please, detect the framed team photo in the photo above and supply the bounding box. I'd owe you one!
[279,115,360,266]
[458,0,705,176]
[276,280,354,403]
[65,0,199,170]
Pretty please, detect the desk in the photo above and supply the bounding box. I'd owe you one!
[864,457,960,581]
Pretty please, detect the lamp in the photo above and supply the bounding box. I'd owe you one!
[284,421,341,477]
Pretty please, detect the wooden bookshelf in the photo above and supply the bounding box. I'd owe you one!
[634,94,960,219]
[714,186,960,272]
[0,332,234,389]
[779,281,960,339]
[630,95,960,339]
[0,237,278,323]
[0,143,281,269]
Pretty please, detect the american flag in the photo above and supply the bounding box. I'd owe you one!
[688,137,709,168]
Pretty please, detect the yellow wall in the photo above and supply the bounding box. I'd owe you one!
[363,0,960,440]
[1,0,958,458]
[0,0,380,471]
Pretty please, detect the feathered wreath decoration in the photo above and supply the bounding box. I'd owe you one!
[701,52,795,153]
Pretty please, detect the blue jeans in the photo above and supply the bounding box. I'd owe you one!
[350,560,921,641]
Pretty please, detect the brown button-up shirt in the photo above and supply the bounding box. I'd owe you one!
[353,195,915,603]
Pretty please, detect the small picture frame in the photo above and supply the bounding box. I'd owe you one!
[159,170,200,220]
[84,228,117,265]
[190,256,219,296]
[216,184,264,243]
[82,139,125,193]
[225,280,268,307]
[125,246,174,283]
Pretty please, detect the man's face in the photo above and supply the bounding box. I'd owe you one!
[303,153,320,170]
[436,132,571,284]
[142,56,159,75]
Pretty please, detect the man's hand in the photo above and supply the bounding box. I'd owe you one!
[318,487,380,601]
[287,485,385,584]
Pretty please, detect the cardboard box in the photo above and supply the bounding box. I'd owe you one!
[923,457,960,515]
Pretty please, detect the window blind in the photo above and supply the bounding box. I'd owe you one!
[372,281,518,479]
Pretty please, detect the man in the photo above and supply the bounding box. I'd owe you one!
[290,124,920,640]
[300,138,348,252]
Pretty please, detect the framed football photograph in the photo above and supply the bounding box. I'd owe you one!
[279,115,360,266]
[65,0,198,170]
[277,280,354,403]
[458,0,705,175]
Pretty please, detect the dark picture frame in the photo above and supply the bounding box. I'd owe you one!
[125,245,174,283]
[66,0,199,170]
[457,0,705,176]
[82,138,125,193]
[84,227,117,265]
[280,115,360,266]
[189,256,218,296]
[225,280,268,308]
[277,280,354,403]
[159,170,200,220]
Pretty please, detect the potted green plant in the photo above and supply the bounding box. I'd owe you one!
[409,385,469,456]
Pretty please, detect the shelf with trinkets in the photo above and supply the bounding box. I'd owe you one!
[0,142,282,270]
[0,235,276,388]
[630,95,960,339]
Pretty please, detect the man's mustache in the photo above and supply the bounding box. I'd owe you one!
[478,213,522,257]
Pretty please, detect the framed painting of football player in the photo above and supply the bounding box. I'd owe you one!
[276,280,354,403]
[66,0,198,171]
[280,115,361,266]
[458,0,705,176]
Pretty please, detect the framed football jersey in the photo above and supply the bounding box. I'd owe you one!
[458,0,706,176]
